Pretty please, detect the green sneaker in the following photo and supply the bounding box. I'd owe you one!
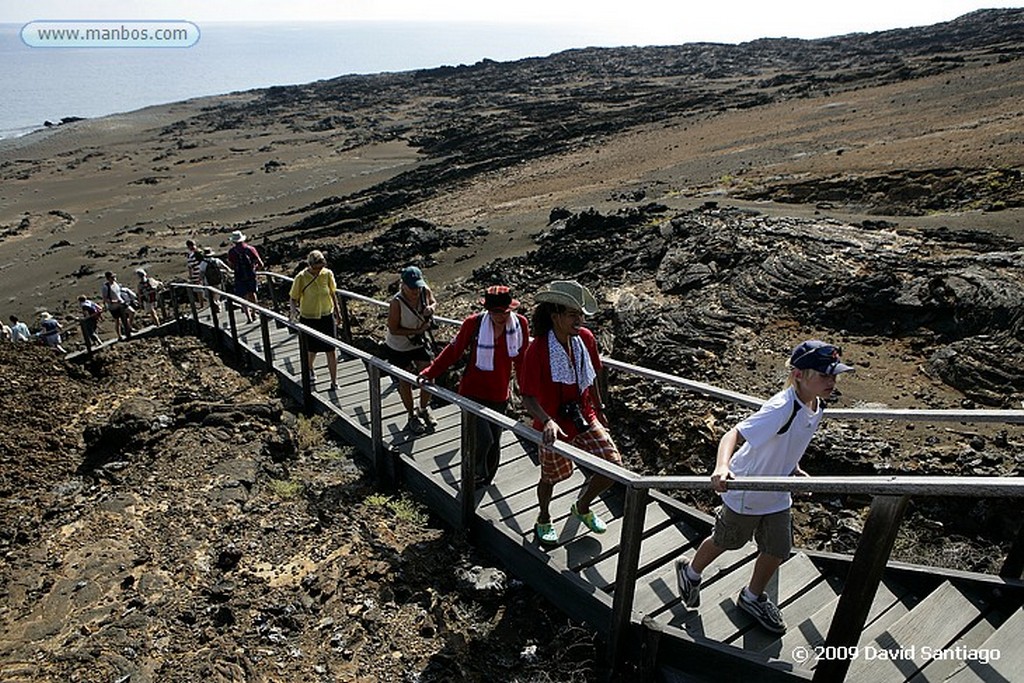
[571,502,607,534]
[535,521,558,546]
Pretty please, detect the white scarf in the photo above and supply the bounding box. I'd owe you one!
[475,312,524,371]
[547,330,596,392]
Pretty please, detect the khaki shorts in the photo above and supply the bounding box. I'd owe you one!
[711,505,792,560]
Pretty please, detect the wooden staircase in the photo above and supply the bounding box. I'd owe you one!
[131,289,1024,682]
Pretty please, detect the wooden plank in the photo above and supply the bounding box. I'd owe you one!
[738,572,841,659]
[583,526,695,596]
[691,553,827,643]
[773,578,912,667]
[495,470,591,537]
[908,607,1007,683]
[813,494,910,682]
[584,507,698,589]
[845,581,986,683]
[642,544,759,620]
[944,607,1024,682]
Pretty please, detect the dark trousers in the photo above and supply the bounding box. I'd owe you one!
[468,398,507,484]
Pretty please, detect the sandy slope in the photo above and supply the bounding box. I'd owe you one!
[0,51,1021,324]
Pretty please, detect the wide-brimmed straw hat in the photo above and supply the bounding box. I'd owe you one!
[534,280,598,315]
[229,230,247,243]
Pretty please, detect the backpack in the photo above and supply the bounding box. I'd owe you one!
[204,259,223,286]
[232,245,256,279]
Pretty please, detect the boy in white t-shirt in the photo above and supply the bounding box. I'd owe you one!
[675,340,854,634]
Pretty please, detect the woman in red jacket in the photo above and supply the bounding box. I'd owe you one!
[519,280,622,548]
[418,285,529,484]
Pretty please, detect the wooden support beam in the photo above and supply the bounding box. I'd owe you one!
[1000,518,1024,579]
[609,485,649,677]
[460,411,480,534]
[813,494,909,682]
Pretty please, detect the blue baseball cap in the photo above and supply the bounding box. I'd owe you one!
[790,340,854,375]
[401,265,426,289]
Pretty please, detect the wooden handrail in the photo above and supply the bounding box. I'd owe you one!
[257,273,1024,425]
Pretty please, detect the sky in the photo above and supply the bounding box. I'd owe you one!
[5,1,1023,46]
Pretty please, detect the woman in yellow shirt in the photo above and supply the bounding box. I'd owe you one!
[288,250,342,391]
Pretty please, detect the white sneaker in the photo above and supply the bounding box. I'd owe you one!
[737,590,786,634]
[675,558,701,608]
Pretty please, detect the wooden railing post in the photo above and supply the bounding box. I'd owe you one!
[298,331,312,414]
[339,297,353,343]
[608,485,649,677]
[209,293,221,337]
[187,290,199,335]
[226,298,241,363]
[813,494,909,683]
[460,410,480,532]
[171,286,183,334]
[365,361,393,485]
[267,273,282,313]
[259,311,273,369]
[80,319,93,355]
[1000,519,1024,579]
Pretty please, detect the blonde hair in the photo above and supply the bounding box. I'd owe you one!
[308,250,326,266]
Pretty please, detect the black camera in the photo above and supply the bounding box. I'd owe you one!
[560,401,590,433]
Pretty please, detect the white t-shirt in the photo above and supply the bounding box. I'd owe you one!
[721,386,823,515]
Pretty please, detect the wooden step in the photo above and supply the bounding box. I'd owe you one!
[907,606,1008,683]
[773,577,913,667]
[643,544,759,622]
[942,607,1024,682]
[680,552,827,643]
[845,581,989,682]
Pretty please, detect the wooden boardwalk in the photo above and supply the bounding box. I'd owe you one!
[155,298,1024,682]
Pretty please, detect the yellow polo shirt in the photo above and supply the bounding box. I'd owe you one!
[289,268,338,318]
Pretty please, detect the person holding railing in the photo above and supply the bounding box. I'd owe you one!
[520,280,622,547]
[226,230,265,324]
[384,266,438,435]
[417,285,530,485]
[36,312,66,353]
[185,239,205,308]
[289,250,342,391]
[101,271,134,341]
[78,295,103,346]
[675,340,855,635]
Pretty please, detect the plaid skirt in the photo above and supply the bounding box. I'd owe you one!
[539,422,622,485]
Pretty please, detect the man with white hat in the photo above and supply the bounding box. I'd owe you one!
[226,230,265,323]
[519,280,623,547]
[36,312,66,353]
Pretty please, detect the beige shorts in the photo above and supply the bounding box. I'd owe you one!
[711,505,792,560]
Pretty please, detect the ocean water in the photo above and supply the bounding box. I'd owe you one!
[0,21,620,140]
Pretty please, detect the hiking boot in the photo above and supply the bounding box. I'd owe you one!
[675,557,701,609]
[418,406,438,428]
[407,414,426,435]
[571,502,607,534]
[535,520,558,547]
[737,590,787,634]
